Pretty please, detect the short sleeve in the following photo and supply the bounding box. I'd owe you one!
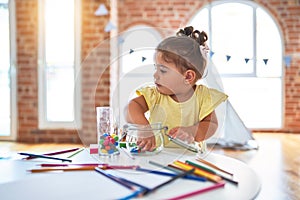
[136,86,159,110]
[198,86,228,121]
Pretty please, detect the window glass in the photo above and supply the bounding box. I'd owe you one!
[121,28,160,75]
[211,3,254,75]
[118,27,161,126]
[39,0,80,127]
[0,0,11,136]
[256,7,282,77]
[188,8,209,38]
[188,1,283,129]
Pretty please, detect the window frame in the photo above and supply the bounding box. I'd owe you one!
[38,0,82,129]
[116,25,162,126]
[202,1,284,78]
[0,0,17,140]
[188,0,284,129]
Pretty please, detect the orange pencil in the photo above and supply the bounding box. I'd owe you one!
[28,166,96,173]
[28,165,140,173]
[172,160,223,183]
[196,158,234,176]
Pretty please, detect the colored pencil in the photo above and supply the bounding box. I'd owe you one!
[94,167,135,190]
[166,134,198,153]
[67,147,84,158]
[172,160,222,183]
[19,152,72,162]
[185,160,216,174]
[29,165,140,173]
[148,160,184,174]
[104,165,140,170]
[185,160,238,185]
[120,147,135,160]
[167,181,225,200]
[196,158,234,176]
[38,163,106,167]
[135,167,206,182]
[24,147,80,160]
[28,166,96,173]
[142,168,195,196]
[36,164,139,170]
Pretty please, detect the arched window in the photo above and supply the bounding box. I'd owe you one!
[0,0,17,140]
[189,1,283,129]
[115,26,162,126]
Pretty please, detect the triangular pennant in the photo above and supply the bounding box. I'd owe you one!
[209,51,215,58]
[284,55,292,68]
[142,57,146,62]
[129,49,134,54]
[263,59,268,65]
[104,21,116,32]
[94,4,108,16]
[244,58,250,63]
[226,55,231,61]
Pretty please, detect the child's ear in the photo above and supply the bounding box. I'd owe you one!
[184,70,196,84]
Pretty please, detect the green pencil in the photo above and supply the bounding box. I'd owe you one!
[67,147,84,158]
[185,160,216,174]
[185,160,239,185]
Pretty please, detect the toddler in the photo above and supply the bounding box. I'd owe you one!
[125,26,228,151]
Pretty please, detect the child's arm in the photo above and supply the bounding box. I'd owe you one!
[168,111,218,143]
[124,96,156,151]
[125,95,149,125]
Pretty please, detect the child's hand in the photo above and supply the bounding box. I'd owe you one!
[168,127,194,144]
[136,132,156,152]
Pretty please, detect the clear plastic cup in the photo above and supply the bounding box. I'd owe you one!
[123,123,167,155]
[96,107,119,156]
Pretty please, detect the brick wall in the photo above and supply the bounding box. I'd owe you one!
[118,0,300,133]
[15,0,300,144]
[16,0,111,143]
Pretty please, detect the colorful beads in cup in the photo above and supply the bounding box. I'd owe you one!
[98,133,120,156]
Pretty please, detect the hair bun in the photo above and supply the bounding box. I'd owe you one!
[176,26,208,46]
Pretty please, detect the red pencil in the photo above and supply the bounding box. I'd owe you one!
[24,147,81,160]
[167,182,225,200]
[38,163,107,167]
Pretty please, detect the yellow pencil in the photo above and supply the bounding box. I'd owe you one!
[172,160,223,183]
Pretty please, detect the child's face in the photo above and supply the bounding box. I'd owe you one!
[153,52,188,96]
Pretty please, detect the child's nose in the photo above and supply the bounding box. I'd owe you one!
[153,70,159,80]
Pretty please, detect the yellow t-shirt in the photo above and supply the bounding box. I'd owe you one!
[136,84,228,147]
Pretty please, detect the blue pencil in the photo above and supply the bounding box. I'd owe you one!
[136,167,206,182]
[19,152,72,162]
[142,169,195,196]
[94,167,135,190]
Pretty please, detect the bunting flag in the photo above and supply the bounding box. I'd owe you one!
[104,21,116,32]
[263,59,268,65]
[94,4,108,16]
[126,45,293,68]
[226,55,231,61]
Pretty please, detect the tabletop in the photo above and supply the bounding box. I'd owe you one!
[0,147,261,200]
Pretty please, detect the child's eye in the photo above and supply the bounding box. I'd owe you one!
[160,69,167,73]
[154,64,167,74]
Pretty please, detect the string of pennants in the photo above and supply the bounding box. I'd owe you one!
[95,3,294,68]
[126,48,293,68]
[208,51,292,67]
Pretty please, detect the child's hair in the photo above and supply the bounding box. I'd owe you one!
[156,26,208,80]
